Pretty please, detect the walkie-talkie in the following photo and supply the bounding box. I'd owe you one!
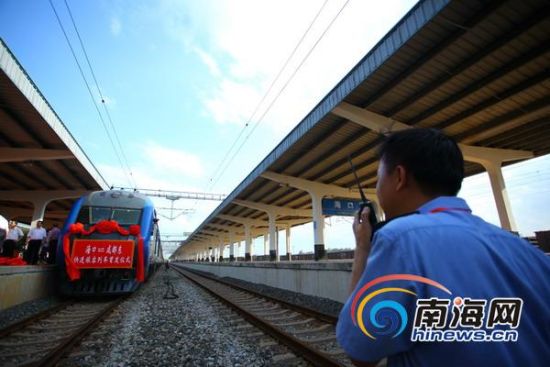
[348,156,378,228]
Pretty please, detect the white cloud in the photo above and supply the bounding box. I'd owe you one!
[144,142,204,179]
[129,0,417,174]
[193,47,221,77]
[204,78,262,125]
[192,0,417,134]
[98,143,205,189]
[110,17,122,36]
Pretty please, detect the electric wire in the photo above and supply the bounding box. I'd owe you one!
[48,0,133,187]
[63,0,137,188]
[210,0,352,189]
[207,0,330,191]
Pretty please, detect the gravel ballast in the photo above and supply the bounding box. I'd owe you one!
[0,296,64,330]
[60,268,279,366]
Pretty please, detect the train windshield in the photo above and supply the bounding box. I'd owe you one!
[91,207,111,223]
[112,209,141,225]
[76,206,142,226]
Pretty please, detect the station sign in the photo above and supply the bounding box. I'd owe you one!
[71,239,134,269]
[322,198,363,216]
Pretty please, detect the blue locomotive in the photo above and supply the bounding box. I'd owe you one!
[57,190,163,295]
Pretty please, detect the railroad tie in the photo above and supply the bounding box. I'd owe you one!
[291,324,332,335]
[274,317,314,327]
[304,334,337,344]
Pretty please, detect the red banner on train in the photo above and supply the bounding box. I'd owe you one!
[71,239,134,269]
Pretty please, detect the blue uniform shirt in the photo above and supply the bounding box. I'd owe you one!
[336,196,550,366]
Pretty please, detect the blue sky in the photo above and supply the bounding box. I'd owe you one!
[1,0,549,257]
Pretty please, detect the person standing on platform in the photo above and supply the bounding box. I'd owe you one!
[45,224,60,264]
[0,215,7,255]
[336,128,550,367]
[2,220,23,257]
[25,220,47,265]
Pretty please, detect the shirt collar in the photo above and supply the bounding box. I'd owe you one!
[416,196,471,214]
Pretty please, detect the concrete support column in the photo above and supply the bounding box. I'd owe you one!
[230,234,236,261]
[232,200,311,262]
[244,224,252,261]
[229,243,235,261]
[31,199,49,228]
[263,234,269,257]
[209,246,215,262]
[310,192,326,261]
[484,162,517,231]
[218,241,224,262]
[268,212,278,261]
[285,225,292,261]
[331,103,534,231]
[0,190,88,226]
[260,173,368,261]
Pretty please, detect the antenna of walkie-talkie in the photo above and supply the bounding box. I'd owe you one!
[348,156,368,203]
[348,156,378,227]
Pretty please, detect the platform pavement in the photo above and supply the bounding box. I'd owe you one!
[0,265,56,311]
[176,260,353,303]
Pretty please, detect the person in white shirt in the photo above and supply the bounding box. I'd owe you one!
[25,220,47,264]
[0,215,7,255]
[2,220,24,258]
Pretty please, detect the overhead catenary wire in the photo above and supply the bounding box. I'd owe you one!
[48,0,134,188]
[207,0,330,191]
[210,0,352,189]
[63,0,137,189]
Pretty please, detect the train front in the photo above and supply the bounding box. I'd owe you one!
[57,190,158,296]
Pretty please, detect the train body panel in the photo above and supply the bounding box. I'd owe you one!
[57,190,163,296]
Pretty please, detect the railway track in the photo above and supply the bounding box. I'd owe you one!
[0,297,127,367]
[170,264,353,367]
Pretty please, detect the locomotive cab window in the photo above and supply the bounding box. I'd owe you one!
[76,206,142,225]
[91,207,112,224]
[112,209,141,225]
[76,206,90,224]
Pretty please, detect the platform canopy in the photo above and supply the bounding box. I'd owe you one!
[176,0,550,259]
[0,39,108,226]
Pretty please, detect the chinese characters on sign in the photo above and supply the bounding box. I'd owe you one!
[71,239,135,269]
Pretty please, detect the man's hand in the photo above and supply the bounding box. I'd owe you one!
[353,206,373,251]
[349,206,374,294]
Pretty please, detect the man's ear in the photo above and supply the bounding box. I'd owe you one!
[395,165,408,191]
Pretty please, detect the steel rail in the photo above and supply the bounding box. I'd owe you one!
[0,301,74,339]
[172,263,338,324]
[34,296,130,367]
[171,265,346,367]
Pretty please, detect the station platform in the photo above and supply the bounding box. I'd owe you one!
[174,260,353,303]
[0,265,56,311]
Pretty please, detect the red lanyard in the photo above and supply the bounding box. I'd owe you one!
[429,207,471,214]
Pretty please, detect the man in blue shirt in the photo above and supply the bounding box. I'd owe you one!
[336,129,550,367]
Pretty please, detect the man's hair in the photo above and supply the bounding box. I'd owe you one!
[377,128,464,196]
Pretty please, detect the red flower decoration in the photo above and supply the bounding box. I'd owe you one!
[95,220,118,234]
[69,223,84,234]
[129,225,141,236]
